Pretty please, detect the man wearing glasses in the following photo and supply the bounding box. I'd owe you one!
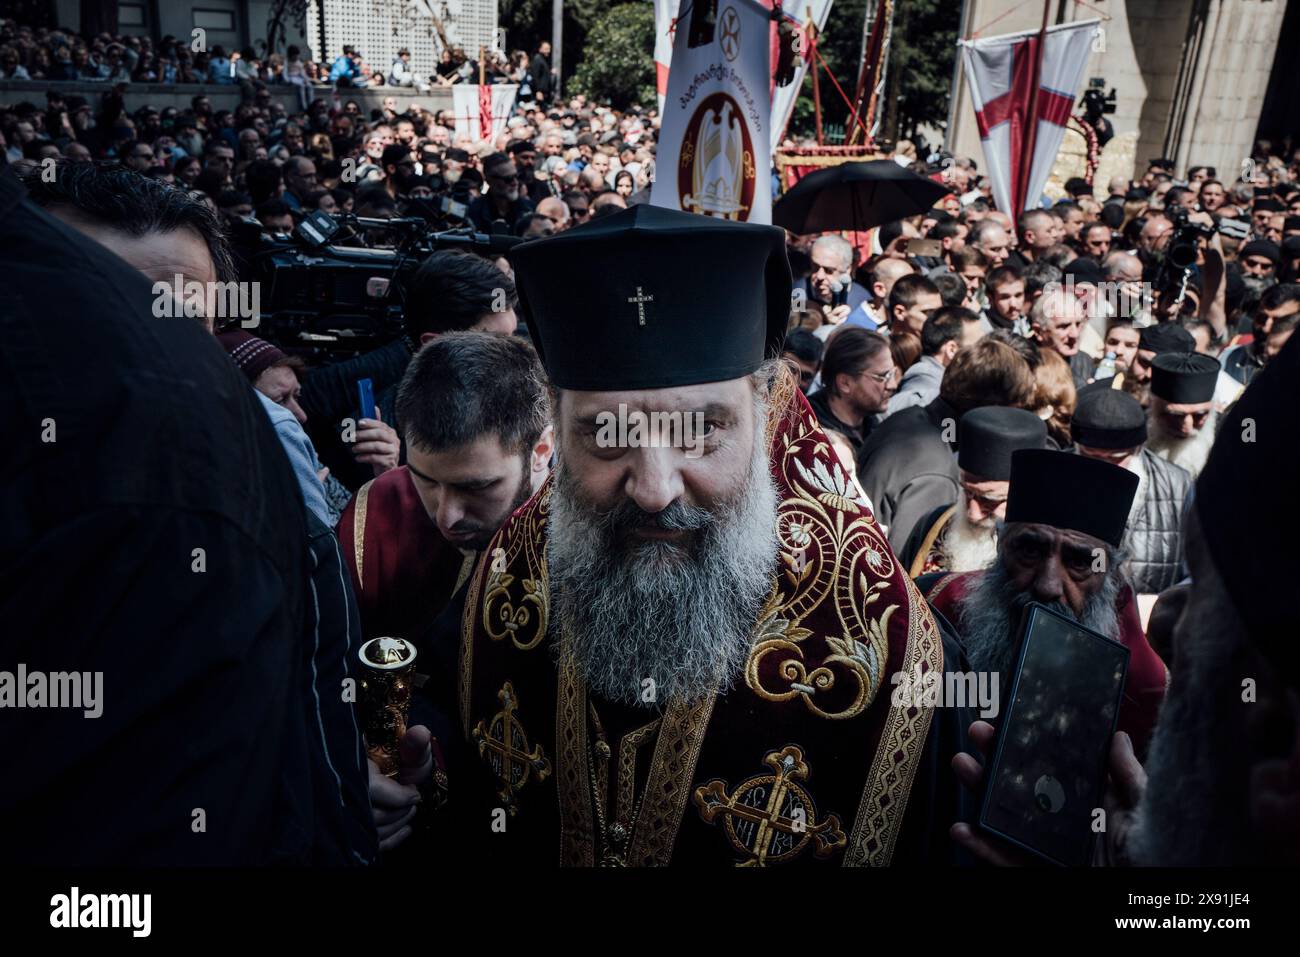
[1221,282,1300,386]
[468,152,534,233]
[806,327,895,465]
[122,141,155,173]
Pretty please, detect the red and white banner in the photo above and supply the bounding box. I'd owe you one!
[960,19,1099,213]
[451,84,518,143]
[767,0,833,153]
[654,0,678,113]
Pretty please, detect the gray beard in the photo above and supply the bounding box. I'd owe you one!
[957,552,1124,680]
[1130,605,1249,865]
[547,422,779,708]
[1146,408,1217,477]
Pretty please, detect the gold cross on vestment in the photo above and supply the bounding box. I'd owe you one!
[627,286,654,326]
[472,681,551,813]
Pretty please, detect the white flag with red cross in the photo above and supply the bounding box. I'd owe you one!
[960,19,1099,213]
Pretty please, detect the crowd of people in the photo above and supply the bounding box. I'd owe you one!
[0,18,554,100]
[3,13,1299,875]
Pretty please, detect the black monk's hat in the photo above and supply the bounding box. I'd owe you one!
[510,204,793,390]
[1197,331,1300,683]
[1151,352,1218,404]
[1004,449,1138,547]
[1072,382,1147,450]
[1138,321,1195,356]
[957,406,1048,480]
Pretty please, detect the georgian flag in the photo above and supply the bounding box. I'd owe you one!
[451,84,519,142]
[960,19,1099,213]
[654,0,678,113]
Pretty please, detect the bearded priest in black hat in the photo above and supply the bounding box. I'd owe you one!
[920,449,1168,754]
[1146,352,1220,478]
[440,205,972,867]
[899,406,1047,578]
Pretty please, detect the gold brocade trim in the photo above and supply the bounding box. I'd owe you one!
[925,572,961,607]
[557,663,596,866]
[907,505,956,579]
[625,693,716,866]
[844,573,943,866]
[351,478,374,587]
[745,398,899,720]
[618,717,662,824]
[453,551,478,595]
[481,486,551,651]
[458,554,487,738]
[557,660,716,867]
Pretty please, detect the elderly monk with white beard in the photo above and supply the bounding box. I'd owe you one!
[436,205,973,867]
[920,450,1168,754]
[1144,352,1220,478]
[950,332,1300,868]
[900,406,1048,578]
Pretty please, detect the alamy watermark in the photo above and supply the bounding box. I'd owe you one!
[1,665,102,718]
[1043,277,1153,321]
[891,665,1000,719]
[151,275,261,327]
[594,403,707,459]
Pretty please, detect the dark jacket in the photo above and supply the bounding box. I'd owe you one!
[0,165,372,865]
[857,397,961,550]
[1123,448,1192,595]
[529,53,553,96]
[299,337,414,491]
[1069,350,1097,388]
[806,387,872,464]
[467,193,534,233]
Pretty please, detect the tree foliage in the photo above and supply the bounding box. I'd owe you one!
[499,0,613,82]
[569,3,656,110]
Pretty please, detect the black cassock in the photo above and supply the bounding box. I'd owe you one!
[0,166,374,865]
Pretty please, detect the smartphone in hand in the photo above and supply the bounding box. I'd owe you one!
[978,602,1129,866]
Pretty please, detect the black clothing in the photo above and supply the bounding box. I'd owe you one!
[0,165,370,865]
[528,53,553,99]
[858,397,962,551]
[299,337,413,492]
[806,387,871,464]
[1069,349,1097,388]
[467,193,534,233]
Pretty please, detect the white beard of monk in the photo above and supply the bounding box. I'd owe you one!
[548,407,779,708]
[1146,406,1218,477]
[943,493,1000,573]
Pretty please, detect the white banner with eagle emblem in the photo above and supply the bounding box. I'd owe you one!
[651,0,772,224]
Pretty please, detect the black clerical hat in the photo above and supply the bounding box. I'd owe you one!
[1004,449,1138,547]
[1150,352,1218,404]
[1072,382,1147,449]
[510,205,792,390]
[1138,322,1194,355]
[1240,239,1281,265]
[957,407,1047,480]
[1197,331,1300,683]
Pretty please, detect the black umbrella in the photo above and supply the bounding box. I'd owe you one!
[772,159,951,234]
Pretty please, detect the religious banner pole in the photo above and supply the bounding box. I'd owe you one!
[1015,0,1051,212]
[552,0,564,100]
